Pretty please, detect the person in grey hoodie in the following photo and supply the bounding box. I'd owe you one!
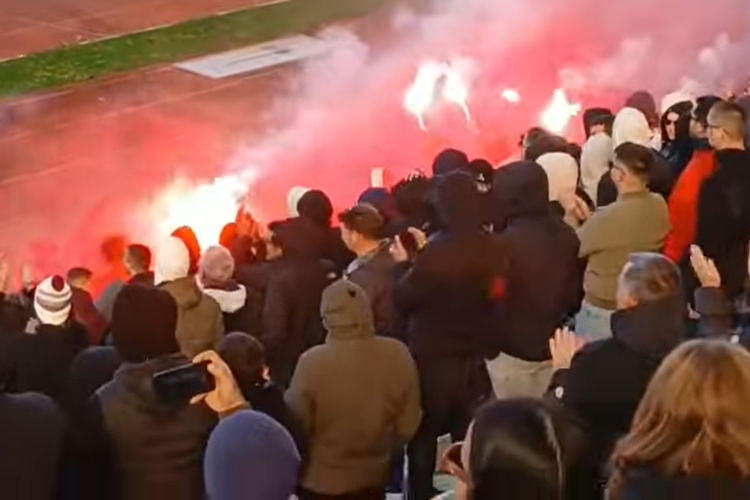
[155,237,223,357]
[286,279,422,498]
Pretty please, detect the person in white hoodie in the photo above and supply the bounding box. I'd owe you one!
[580,133,614,204]
[156,237,224,357]
[536,152,579,206]
[536,152,594,228]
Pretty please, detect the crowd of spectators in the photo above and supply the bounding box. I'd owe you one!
[1,88,750,500]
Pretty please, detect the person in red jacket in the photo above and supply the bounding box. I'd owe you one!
[663,96,723,264]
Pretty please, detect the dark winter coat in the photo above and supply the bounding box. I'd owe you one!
[0,392,65,500]
[71,287,108,346]
[692,286,750,351]
[659,101,694,178]
[158,277,224,357]
[0,292,32,340]
[394,171,506,360]
[0,320,90,407]
[548,296,687,466]
[296,190,355,273]
[489,161,583,361]
[696,149,750,299]
[238,380,307,457]
[89,354,216,500]
[66,346,122,423]
[203,282,261,337]
[261,257,337,386]
[344,241,400,340]
[129,272,155,288]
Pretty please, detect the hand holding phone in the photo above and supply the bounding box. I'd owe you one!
[439,442,470,483]
[153,361,215,407]
[190,350,247,414]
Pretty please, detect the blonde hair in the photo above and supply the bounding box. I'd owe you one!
[609,340,750,497]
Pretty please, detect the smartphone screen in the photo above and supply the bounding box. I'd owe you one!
[152,361,215,406]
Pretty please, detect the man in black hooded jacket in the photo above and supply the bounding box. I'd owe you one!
[295,189,354,274]
[547,253,686,469]
[261,218,337,387]
[486,161,583,399]
[393,170,503,500]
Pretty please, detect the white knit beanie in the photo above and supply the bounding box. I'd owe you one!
[34,275,72,326]
[286,186,310,217]
[154,236,191,286]
[661,91,695,114]
[536,152,579,202]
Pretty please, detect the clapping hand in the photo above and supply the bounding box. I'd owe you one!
[549,327,587,371]
[690,245,721,288]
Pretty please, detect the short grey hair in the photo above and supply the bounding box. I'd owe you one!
[619,252,682,303]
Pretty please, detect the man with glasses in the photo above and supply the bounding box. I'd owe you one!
[663,96,723,265]
[695,101,750,302]
[575,143,670,341]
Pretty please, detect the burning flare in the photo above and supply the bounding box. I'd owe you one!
[441,64,473,124]
[404,60,475,130]
[541,88,581,134]
[153,174,253,250]
[403,61,443,131]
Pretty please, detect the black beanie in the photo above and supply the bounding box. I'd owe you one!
[111,285,179,363]
[432,148,469,177]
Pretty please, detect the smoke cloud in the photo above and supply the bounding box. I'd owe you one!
[5,0,750,275]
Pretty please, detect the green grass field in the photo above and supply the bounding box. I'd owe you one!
[0,0,387,98]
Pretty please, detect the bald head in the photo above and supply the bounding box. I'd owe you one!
[708,101,747,149]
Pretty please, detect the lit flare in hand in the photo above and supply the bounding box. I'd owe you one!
[155,174,252,249]
[442,64,473,125]
[541,88,581,134]
[403,61,443,131]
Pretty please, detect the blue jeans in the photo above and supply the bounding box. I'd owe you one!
[575,301,614,342]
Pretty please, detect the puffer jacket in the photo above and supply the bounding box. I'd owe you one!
[158,278,223,357]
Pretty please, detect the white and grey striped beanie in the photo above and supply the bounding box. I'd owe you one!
[34,275,72,326]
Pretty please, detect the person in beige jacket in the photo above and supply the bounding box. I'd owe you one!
[576,142,670,341]
[286,279,422,498]
[155,237,224,357]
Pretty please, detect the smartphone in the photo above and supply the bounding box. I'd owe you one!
[152,361,215,406]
